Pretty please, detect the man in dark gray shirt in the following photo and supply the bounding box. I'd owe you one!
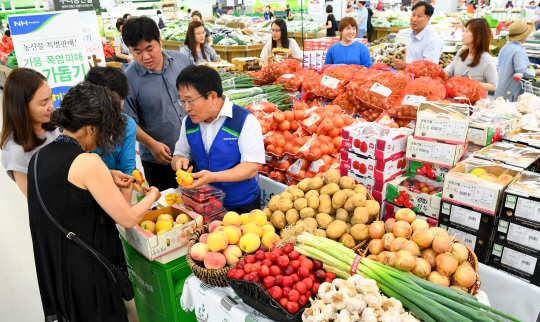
[122,17,193,190]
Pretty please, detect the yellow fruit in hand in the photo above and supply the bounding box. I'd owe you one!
[176,170,194,186]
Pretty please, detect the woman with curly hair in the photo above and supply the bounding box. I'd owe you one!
[27,83,161,322]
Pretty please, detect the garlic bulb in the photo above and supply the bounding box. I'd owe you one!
[335,309,354,322]
[379,308,405,322]
[323,290,337,305]
[402,312,420,322]
[382,297,405,314]
[311,299,326,311]
[321,302,337,321]
[332,278,345,289]
[356,278,380,294]
[365,293,384,309]
[338,280,358,298]
[318,282,335,299]
[346,297,367,314]
[349,274,364,285]
[361,307,380,322]
[331,292,350,310]
[302,307,319,322]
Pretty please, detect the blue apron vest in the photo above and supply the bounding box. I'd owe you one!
[185,104,259,209]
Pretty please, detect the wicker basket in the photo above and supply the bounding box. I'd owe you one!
[186,224,244,287]
[358,235,481,295]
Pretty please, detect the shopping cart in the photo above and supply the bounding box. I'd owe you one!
[514,73,540,96]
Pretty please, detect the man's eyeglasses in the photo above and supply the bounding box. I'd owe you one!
[179,91,213,107]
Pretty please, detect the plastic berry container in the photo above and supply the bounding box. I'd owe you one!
[177,184,226,217]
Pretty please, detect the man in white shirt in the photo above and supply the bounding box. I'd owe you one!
[171,65,265,213]
[178,7,187,20]
[393,1,443,69]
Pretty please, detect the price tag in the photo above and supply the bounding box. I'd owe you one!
[321,75,340,89]
[448,227,476,251]
[449,206,482,230]
[507,222,540,251]
[458,184,496,208]
[278,155,289,163]
[501,247,537,275]
[416,143,453,163]
[403,95,426,107]
[303,114,320,126]
[265,154,272,162]
[280,74,295,79]
[469,128,484,141]
[288,159,303,175]
[251,104,265,111]
[370,82,392,98]
[310,159,326,172]
[300,138,314,152]
[515,199,540,223]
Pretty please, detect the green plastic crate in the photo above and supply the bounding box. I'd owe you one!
[121,236,196,322]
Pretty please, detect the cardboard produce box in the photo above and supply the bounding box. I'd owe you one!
[342,122,412,161]
[347,171,389,205]
[442,158,522,215]
[414,102,470,145]
[494,217,540,257]
[502,127,540,149]
[474,142,540,171]
[119,205,203,261]
[409,160,448,182]
[439,200,497,238]
[406,137,467,168]
[489,243,540,286]
[386,174,443,219]
[439,224,491,263]
[469,113,518,146]
[501,171,540,227]
[340,149,407,183]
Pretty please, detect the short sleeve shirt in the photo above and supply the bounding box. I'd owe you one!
[1,129,60,181]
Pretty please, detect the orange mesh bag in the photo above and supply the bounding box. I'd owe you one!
[354,71,414,111]
[316,65,363,99]
[301,74,323,93]
[405,60,448,82]
[388,77,447,119]
[444,76,487,104]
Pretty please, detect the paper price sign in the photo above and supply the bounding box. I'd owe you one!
[403,95,426,107]
[321,75,340,89]
[370,82,392,97]
[9,11,86,108]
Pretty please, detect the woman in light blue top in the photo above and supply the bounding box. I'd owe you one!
[495,21,540,102]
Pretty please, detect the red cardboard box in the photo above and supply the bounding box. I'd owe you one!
[340,149,407,182]
[342,123,412,161]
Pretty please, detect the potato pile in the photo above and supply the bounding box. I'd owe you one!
[263,170,381,249]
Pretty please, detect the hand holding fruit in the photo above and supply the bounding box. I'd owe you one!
[176,169,194,186]
[182,170,215,190]
[110,170,134,189]
[132,169,148,192]
[174,156,193,173]
[143,186,161,202]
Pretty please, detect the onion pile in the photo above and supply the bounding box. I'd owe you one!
[365,209,477,291]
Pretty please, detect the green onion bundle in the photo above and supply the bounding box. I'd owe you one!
[295,233,522,322]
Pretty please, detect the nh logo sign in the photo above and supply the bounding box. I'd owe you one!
[13,21,28,27]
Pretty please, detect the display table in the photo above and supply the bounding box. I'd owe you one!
[372,26,406,41]
[161,40,265,61]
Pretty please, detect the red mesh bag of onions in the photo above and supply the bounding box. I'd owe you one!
[261,62,290,83]
[332,92,358,116]
[370,62,391,70]
[315,65,363,99]
[405,60,448,82]
[388,77,446,119]
[444,76,487,104]
[354,71,414,111]
[275,74,302,92]
[346,68,382,105]
[282,59,302,72]
[301,74,323,93]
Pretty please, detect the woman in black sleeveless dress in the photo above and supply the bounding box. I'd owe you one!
[27,83,161,322]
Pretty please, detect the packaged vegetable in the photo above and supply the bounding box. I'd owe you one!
[388,77,446,119]
[444,76,487,104]
[332,92,358,115]
[405,60,448,82]
[354,71,414,111]
[301,74,323,93]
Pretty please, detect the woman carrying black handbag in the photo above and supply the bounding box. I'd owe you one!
[27,83,161,322]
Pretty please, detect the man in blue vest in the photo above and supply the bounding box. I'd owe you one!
[171,65,265,213]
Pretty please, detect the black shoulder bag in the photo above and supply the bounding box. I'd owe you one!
[33,149,134,301]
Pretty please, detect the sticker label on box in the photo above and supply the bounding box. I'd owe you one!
[403,95,426,107]
[501,247,537,275]
[505,195,517,209]
[514,198,540,223]
[507,222,540,251]
[498,220,509,233]
[429,121,468,139]
[493,243,503,256]
[448,227,476,251]
[470,128,484,141]
[442,202,451,214]
[449,205,482,230]
[416,143,453,163]
[321,75,340,89]
[458,183,496,208]
[370,82,392,98]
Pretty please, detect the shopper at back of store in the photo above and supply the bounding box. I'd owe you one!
[113,19,133,70]
[495,21,540,102]
[357,1,368,39]
[444,18,498,92]
[322,5,338,37]
[85,66,137,201]
[192,11,213,46]
[216,4,224,18]
[261,18,302,62]
[171,65,265,213]
[324,17,373,67]
[0,68,59,197]
[122,16,193,191]
[180,21,221,64]
[27,83,161,322]
[393,1,443,69]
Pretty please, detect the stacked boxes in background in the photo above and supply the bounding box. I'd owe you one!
[341,122,412,218]
[490,171,540,286]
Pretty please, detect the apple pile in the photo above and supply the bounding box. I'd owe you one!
[365,209,477,291]
[399,178,442,196]
[190,210,281,270]
[227,243,336,315]
[140,211,193,236]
